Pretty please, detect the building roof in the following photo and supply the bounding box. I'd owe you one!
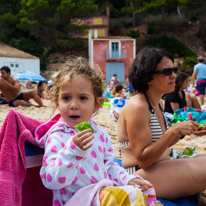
[0,42,39,59]
[92,36,135,40]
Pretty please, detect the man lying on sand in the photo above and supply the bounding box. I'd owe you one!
[0,66,45,107]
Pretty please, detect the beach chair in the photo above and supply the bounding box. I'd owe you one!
[23,141,52,206]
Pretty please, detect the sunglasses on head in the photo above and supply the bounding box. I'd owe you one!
[153,67,178,76]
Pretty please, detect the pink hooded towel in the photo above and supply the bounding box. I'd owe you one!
[0,109,52,206]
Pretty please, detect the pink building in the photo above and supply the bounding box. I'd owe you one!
[89,36,136,83]
[72,7,110,38]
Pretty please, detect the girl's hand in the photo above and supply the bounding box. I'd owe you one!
[171,121,199,136]
[128,178,153,192]
[72,129,94,151]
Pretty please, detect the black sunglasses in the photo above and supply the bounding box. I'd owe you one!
[153,67,178,76]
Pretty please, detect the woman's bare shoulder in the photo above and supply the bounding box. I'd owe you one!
[123,94,149,113]
[120,94,150,124]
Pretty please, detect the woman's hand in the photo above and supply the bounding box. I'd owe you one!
[171,121,199,136]
[128,178,153,192]
[194,125,206,136]
[72,129,94,150]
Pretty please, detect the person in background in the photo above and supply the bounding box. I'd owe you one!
[37,81,45,98]
[192,56,206,106]
[0,66,45,107]
[164,72,201,114]
[25,80,35,90]
[111,84,126,98]
[110,74,119,91]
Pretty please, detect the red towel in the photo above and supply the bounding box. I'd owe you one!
[0,109,52,206]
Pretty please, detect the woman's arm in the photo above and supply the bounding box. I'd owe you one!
[124,100,199,170]
[170,102,180,113]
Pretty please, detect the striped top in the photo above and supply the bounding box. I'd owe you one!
[145,92,169,143]
[150,111,169,143]
[119,109,169,149]
[119,92,169,154]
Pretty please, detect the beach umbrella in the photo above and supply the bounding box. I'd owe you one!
[14,71,46,81]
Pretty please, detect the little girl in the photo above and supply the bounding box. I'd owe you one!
[35,57,156,206]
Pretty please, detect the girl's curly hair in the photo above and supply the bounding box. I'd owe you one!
[49,56,104,116]
[128,47,174,93]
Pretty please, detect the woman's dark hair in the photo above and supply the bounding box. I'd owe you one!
[128,47,174,93]
[175,72,189,91]
[37,81,44,88]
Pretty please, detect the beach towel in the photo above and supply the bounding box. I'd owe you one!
[170,107,206,126]
[64,178,156,206]
[0,109,52,206]
[113,158,200,206]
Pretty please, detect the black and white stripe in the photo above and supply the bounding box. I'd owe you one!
[150,113,169,143]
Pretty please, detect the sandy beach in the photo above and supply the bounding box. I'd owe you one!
[0,99,206,205]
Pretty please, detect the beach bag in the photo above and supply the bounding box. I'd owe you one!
[170,107,206,126]
[110,97,127,122]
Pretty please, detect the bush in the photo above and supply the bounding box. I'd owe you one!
[147,22,164,34]
[126,29,140,38]
[143,35,196,58]
[8,37,51,71]
[110,17,133,29]
[8,37,44,58]
[182,56,197,70]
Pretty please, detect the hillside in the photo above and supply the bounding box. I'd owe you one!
[43,24,206,79]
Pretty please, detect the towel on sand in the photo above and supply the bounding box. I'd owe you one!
[113,158,200,206]
[0,109,52,206]
[65,178,156,206]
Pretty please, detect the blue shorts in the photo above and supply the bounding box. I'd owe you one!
[9,93,24,107]
[196,79,206,95]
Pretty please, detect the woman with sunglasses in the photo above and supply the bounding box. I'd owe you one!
[164,72,201,114]
[118,47,206,199]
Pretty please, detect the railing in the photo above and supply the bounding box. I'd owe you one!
[106,50,125,58]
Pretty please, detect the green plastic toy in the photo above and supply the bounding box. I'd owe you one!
[75,121,94,133]
[102,102,111,107]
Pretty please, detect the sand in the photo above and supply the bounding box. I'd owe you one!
[0,99,206,205]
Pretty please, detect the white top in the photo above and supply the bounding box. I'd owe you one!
[35,114,138,206]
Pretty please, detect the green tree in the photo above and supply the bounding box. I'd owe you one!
[18,0,97,51]
[122,0,143,26]
[0,0,22,43]
[0,0,21,15]
[179,0,206,38]
[129,0,179,33]
[0,13,20,43]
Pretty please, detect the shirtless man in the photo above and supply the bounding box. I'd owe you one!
[0,66,45,107]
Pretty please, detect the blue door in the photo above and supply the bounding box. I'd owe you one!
[106,62,124,83]
[111,42,119,58]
